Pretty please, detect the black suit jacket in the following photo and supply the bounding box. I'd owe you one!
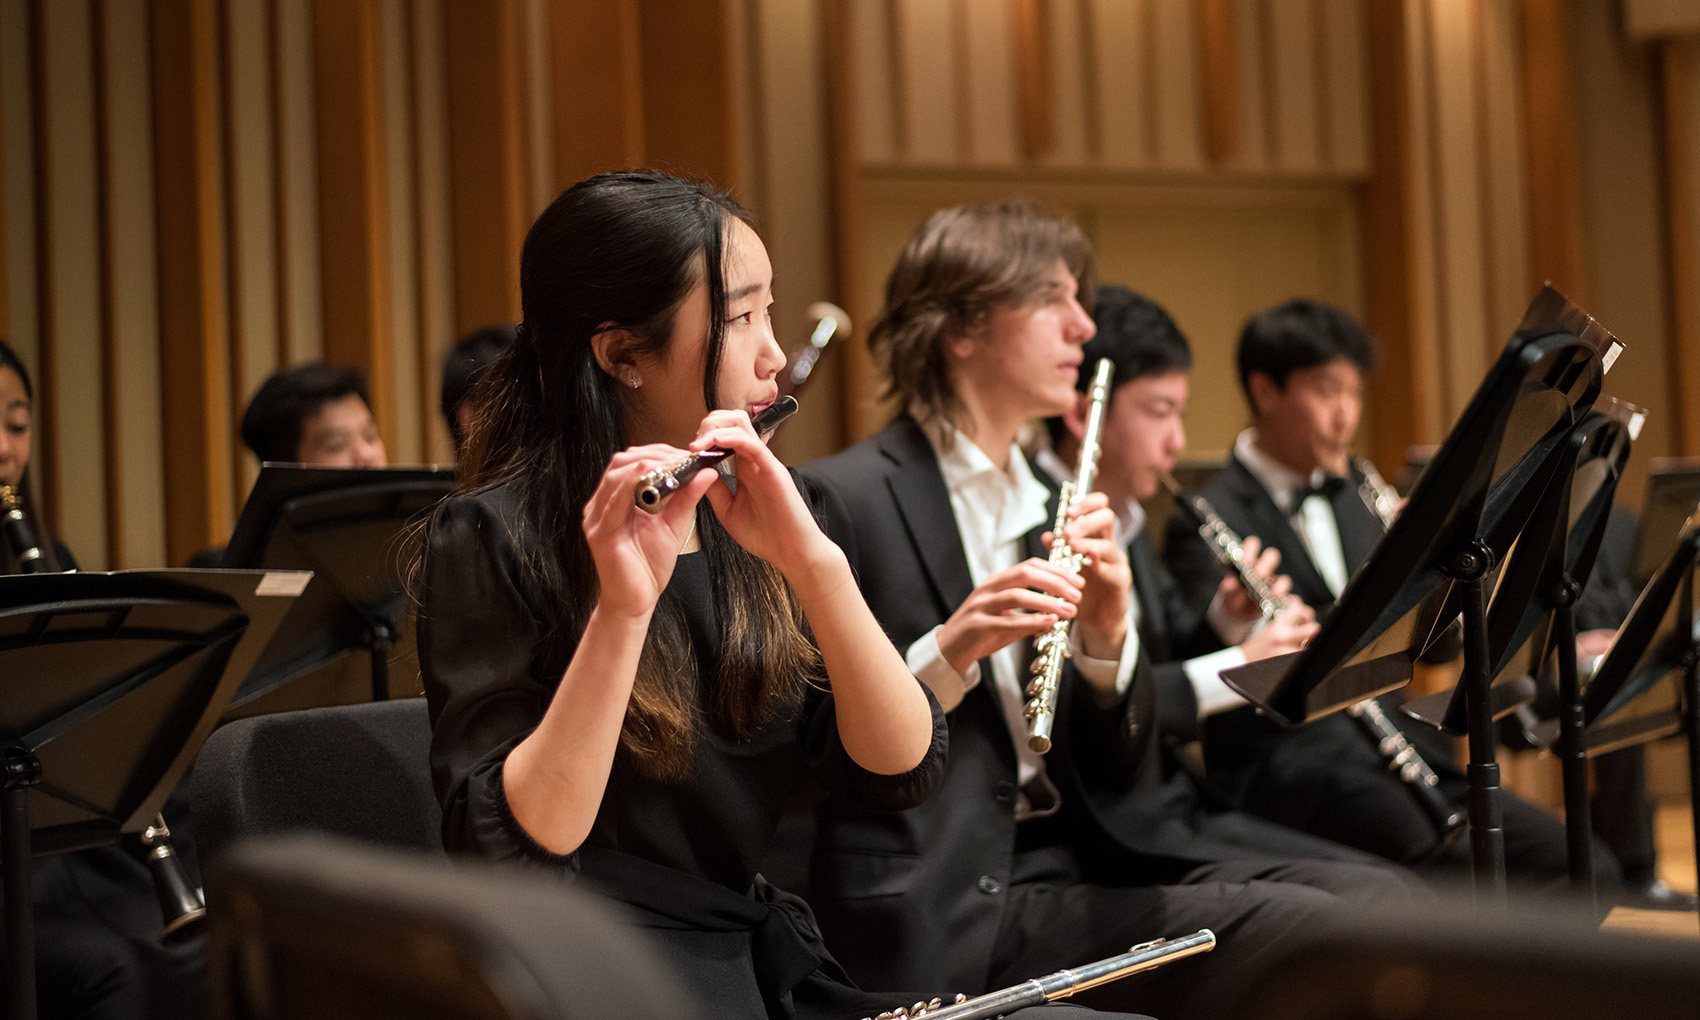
[1158,453,1446,785]
[796,416,1178,993]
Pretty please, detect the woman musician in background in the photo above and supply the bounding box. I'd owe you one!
[1,339,205,1020]
[413,171,1106,1020]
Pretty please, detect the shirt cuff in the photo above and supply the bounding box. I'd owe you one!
[1183,646,1251,717]
[906,625,977,712]
[1207,587,1257,647]
[1070,612,1138,705]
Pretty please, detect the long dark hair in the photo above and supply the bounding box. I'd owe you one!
[454,170,819,780]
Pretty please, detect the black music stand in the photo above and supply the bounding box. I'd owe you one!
[1404,400,1643,908]
[1218,285,1622,897]
[218,464,453,710]
[1632,458,1700,586]
[0,568,305,1020]
[1579,509,1700,914]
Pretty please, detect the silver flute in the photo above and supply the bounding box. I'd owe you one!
[631,396,799,513]
[860,930,1216,1020]
[1025,359,1114,754]
[1355,456,1402,527]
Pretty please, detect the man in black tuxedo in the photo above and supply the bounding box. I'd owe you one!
[1040,285,1399,867]
[1161,299,1619,895]
[798,209,1419,1020]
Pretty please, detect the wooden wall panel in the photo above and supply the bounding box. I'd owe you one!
[1320,0,1368,173]
[894,0,958,163]
[226,0,281,502]
[275,0,323,366]
[1663,39,1700,457]
[639,0,741,186]
[1230,0,1269,169]
[312,0,396,445]
[1038,0,1090,166]
[42,0,108,563]
[963,0,1018,165]
[1091,0,1149,167]
[1265,0,1321,171]
[1,0,32,362]
[1477,0,1529,353]
[382,0,423,468]
[104,0,165,568]
[151,0,233,567]
[1150,0,1203,169]
[410,0,456,466]
[549,0,645,188]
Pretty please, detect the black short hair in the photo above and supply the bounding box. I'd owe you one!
[1236,298,1377,402]
[1045,285,1190,449]
[240,362,372,463]
[440,324,516,448]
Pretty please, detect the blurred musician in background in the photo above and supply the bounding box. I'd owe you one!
[1039,285,1407,870]
[1,339,204,1019]
[439,324,515,458]
[795,206,1417,1020]
[1161,299,1621,897]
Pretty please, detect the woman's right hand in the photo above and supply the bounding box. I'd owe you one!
[581,444,717,618]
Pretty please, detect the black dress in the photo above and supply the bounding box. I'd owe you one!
[416,480,952,1020]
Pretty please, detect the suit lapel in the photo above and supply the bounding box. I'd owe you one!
[877,418,978,621]
[1222,457,1336,610]
[1125,530,1171,661]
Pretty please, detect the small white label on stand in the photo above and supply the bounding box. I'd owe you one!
[256,572,311,597]
[1601,342,1622,374]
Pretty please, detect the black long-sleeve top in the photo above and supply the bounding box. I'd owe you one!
[416,479,947,1018]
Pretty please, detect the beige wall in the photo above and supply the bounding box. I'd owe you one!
[4,0,1698,571]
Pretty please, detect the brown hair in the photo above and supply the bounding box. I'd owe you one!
[868,202,1095,428]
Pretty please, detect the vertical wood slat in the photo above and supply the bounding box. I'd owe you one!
[1476,0,1527,356]
[100,0,165,568]
[1662,39,1700,457]
[1196,0,1240,164]
[312,0,395,446]
[845,0,895,163]
[0,6,8,335]
[1360,0,1434,474]
[1518,0,1587,303]
[443,0,526,339]
[1038,0,1089,165]
[1150,0,1203,169]
[640,0,741,187]
[1264,0,1319,171]
[1320,0,1368,173]
[1011,0,1051,160]
[151,0,233,566]
[1427,0,1489,421]
[1232,0,1267,168]
[822,0,876,443]
[92,0,121,565]
[41,0,108,564]
[381,0,422,468]
[549,0,644,189]
[410,0,456,466]
[957,0,1014,165]
[1091,0,1146,167]
[893,0,958,165]
[275,0,324,366]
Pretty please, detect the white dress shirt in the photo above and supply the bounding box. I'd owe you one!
[904,423,1137,819]
[1034,447,1252,720]
[1234,429,1351,597]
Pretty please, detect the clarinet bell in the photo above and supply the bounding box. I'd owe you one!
[142,814,206,944]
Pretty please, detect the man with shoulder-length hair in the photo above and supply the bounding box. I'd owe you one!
[795,205,1418,1020]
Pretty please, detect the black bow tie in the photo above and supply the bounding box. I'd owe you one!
[1292,475,1348,505]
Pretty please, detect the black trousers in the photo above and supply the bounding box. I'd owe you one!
[988,839,1424,1020]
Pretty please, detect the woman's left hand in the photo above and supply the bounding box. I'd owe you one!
[1043,490,1130,660]
[692,410,839,590]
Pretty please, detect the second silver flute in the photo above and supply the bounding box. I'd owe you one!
[1025,359,1114,754]
[632,396,798,513]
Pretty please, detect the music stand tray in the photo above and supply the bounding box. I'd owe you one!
[0,567,307,1020]
[217,464,453,710]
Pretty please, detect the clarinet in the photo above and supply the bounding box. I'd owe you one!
[0,484,208,941]
[1163,472,1463,841]
[859,930,1215,1020]
[1025,359,1114,754]
[0,484,46,573]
